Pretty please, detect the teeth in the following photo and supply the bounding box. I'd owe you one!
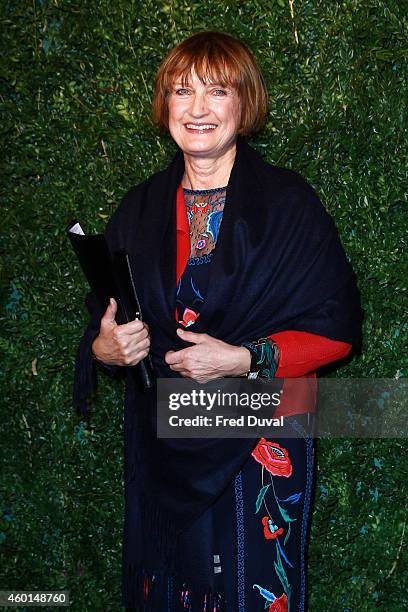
[186,124,217,130]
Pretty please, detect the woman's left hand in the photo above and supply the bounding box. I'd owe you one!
[164,328,251,382]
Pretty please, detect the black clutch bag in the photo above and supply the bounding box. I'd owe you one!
[66,220,155,390]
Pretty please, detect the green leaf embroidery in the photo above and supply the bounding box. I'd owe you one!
[275,544,291,601]
[255,484,270,513]
[278,504,297,524]
[284,521,291,545]
[274,558,290,598]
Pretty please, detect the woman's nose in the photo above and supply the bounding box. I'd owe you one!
[190,92,208,117]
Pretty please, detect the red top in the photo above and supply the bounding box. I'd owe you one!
[176,184,352,416]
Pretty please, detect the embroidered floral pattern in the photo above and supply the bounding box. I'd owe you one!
[178,307,199,328]
[184,187,226,258]
[253,438,305,610]
[269,592,288,611]
[243,338,280,378]
[177,187,226,327]
[252,439,293,477]
[262,516,284,540]
[253,584,288,610]
[196,238,207,250]
[176,185,310,611]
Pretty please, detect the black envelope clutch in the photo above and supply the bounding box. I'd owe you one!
[66,220,155,390]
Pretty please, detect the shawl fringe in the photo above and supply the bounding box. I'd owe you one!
[123,566,226,611]
[140,493,180,572]
[72,329,97,417]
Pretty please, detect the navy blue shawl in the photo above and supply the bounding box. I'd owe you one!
[73,137,362,578]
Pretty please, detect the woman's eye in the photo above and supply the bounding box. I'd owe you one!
[212,89,227,96]
[175,88,190,95]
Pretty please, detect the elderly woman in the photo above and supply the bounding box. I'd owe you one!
[74,32,362,611]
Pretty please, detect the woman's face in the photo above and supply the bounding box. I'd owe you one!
[167,69,241,159]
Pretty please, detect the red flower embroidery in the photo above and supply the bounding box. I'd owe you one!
[179,308,199,328]
[268,593,288,611]
[191,203,212,214]
[262,516,284,540]
[252,439,293,477]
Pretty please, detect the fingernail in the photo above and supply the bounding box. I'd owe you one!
[177,328,184,334]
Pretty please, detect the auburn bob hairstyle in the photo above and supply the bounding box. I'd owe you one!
[152,31,268,136]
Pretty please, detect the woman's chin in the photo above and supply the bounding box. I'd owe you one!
[180,138,235,159]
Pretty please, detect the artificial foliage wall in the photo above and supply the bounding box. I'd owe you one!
[1,0,407,610]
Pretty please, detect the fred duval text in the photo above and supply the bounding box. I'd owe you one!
[168,415,285,428]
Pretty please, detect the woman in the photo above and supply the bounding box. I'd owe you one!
[74,32,362,611]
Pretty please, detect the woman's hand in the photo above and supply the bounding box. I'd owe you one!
[164,328,250,383]
[92,298,150,366]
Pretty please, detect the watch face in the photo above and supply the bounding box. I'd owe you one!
[248,371,259,380]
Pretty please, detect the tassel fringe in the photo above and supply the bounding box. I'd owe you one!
[140,493,180,572]
[123,566,226,611]
[72,329,98,416]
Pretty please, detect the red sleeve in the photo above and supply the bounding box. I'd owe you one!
[270,330,352,377]
[176,183,190,285]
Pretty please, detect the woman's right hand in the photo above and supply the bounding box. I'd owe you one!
[91,298,150,366]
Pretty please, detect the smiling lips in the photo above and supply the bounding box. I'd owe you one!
[185,123,217,132]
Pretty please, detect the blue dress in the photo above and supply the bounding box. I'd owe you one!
[139,187,315,612]
[176,186,226,329]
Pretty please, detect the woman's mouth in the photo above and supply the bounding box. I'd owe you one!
[185,123,217,133]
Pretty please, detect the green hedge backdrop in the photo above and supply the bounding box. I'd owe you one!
[1,0,407,610]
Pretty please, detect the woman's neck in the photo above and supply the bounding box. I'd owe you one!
[181,142,237,191]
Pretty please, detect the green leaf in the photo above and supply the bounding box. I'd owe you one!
[255,484,270,514]
[274,544,290,597]
[284,521,291,546]
[278,504,297,524]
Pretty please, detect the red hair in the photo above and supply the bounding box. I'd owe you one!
[152,31,268,136]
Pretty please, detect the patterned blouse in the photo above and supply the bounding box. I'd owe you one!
[176,186,279,376]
